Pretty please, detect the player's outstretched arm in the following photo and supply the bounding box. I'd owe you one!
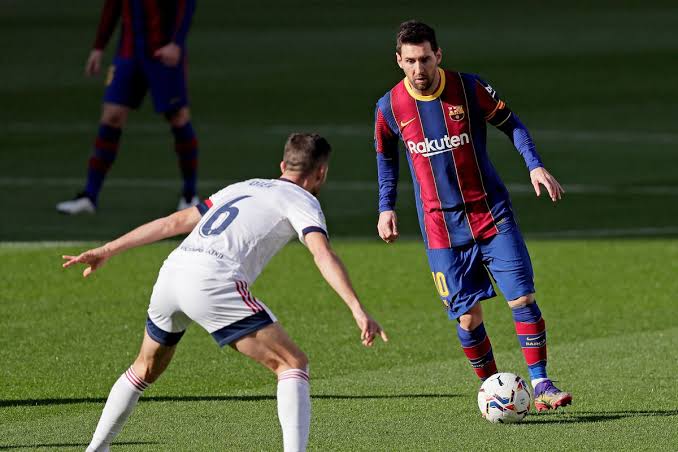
[305,232,388,347]
[62,207,201,277]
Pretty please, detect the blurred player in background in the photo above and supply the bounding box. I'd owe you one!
[373,21,571,411]
[57,0,200,214]
[63,133,387,452]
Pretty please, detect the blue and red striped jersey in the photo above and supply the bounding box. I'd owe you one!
[375,68,543,249]
[93,0,195,58]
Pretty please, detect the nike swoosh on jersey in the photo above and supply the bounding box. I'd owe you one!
[420,150,449,158]
[526,336,544,341]
[400,118,416,127]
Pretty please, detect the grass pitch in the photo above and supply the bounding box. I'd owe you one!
[1,239,677,450]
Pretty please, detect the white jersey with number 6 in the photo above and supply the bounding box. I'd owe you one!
[164,178,328,284]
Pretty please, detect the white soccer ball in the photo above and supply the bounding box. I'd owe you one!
[477,372,531,423]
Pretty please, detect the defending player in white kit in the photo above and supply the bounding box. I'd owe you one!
[148,176,331,346]
[63,133,387,452]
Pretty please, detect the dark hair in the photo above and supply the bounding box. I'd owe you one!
[283,133,332,174]
[396,20,438,54]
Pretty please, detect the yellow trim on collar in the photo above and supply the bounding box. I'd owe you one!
[404,68,446,101]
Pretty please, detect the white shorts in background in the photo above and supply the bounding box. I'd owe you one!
[146,265,277,347]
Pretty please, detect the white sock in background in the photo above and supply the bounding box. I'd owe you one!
[276,368,311,452]
[86,367,149,452]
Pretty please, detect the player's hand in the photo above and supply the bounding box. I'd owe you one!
[62,246,111,277]
[352,309,388,347]
[85,49,103,76]
[530,167,564,203]
[154,43,182,67]
[377,210,399,243]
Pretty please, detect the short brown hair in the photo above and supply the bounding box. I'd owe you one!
[396,20,438,54]
[283,133,332,174]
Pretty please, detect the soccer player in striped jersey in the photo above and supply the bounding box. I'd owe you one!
[64,134,387,451]
[57,0,201,214]
[374,21,571,411]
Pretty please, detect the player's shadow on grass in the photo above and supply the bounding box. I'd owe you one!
[525,409,678,424]
[0,393,460,408]
[0,441,157,450]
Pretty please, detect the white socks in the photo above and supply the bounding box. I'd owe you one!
[87,366,308,452]
[277,368,311,452]
[86,367,149,452]
[531,377,549,388]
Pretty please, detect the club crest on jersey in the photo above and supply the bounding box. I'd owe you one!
[448,105,465,121]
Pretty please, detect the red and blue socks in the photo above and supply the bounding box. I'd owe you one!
[83,123,198,205]
[84,124,122,204]
[172,123,199,202]
[456,323,497,380]
[512,303,548,385]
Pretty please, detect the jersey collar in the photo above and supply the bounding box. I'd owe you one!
[403,68,446,101]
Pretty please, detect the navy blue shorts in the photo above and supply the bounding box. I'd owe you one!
[103,55,188,113]
[426,217,535,320]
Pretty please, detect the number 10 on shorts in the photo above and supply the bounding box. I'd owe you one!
[432,272,449,297]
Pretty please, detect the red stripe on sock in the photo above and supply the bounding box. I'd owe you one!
[278,370,309,382]
[175,138,198,152]
[475,361,497,380]
[95,137,119,152]
[514,318,545,335]
[461,336,492,360]
[125,368,148,391]
[88,156,112,172]
[278,375,309,382]
[126,368,148,389]
[180,159,198,170]
[522,348,547,366]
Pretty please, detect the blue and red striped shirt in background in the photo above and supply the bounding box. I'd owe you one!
[93,0,195,58]
[375,68,543,249]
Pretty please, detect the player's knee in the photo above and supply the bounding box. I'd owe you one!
[458,303,483,330]
[165,107,190,127]
[268,349,308,373]
[507,293,535,308]
[101,108,127,128]
[458,314,483,331]
[287,350,308,371]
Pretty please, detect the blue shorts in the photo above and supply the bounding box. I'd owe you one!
[426,217,535,320]
[103,55,188,113]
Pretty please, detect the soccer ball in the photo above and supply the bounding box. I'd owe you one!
[477,372,531,423]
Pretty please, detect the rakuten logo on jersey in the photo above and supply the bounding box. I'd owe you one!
[406,133,470,157]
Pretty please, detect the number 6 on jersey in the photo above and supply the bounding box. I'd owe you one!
[199,196,251,237]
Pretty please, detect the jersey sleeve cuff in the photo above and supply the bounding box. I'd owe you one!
[302,226,328,238]
[196,198,213,216]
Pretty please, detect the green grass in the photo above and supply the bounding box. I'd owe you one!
[1,240,677,450]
